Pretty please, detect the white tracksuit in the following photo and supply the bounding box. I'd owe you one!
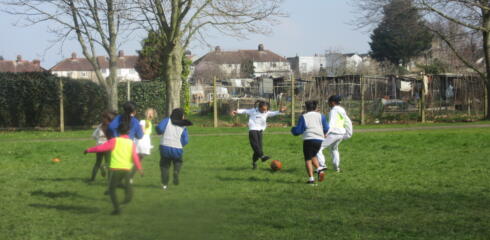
[317,105,353,170]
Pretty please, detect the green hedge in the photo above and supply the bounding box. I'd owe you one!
[118,81,166,118]
[0,73,165,128]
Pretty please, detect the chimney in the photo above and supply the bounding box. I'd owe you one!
[258,44,264,51]
[16,55,22,62]
[32,59,41,65]
[184,50,192,56]
[118,50,124,57]
[71,52,77,59]
[215,46,221,52]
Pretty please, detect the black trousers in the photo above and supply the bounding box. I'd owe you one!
[91,152,110,181]
[249,130,264,161]
[108,170,132,211]
[160,156,183,186]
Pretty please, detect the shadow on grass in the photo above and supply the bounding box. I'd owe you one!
[30,190,100,201]
[216,175,299,184]
[32,177,86,182]
[29,203,99,214]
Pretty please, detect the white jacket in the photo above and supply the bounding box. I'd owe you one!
[328,106,353,139]
[237,108,281,131]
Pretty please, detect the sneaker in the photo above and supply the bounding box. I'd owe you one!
[162,185,168,190]
[318,170,325,182]
[252,160,258,170]
[306,180,316,185]
[261,156,270,162]
[336,168,341,173]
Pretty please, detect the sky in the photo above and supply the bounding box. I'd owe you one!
[0,0,370,69]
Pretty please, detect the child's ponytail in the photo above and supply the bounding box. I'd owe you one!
[119,101,137,133]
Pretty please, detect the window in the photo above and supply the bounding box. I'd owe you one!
[81,71,87,77]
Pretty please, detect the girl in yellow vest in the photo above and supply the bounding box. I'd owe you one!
[85,121,143,215]
[131,108,157,181]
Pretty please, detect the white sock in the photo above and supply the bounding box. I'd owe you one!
[309,177,314,182]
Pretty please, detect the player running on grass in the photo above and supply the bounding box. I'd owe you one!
[316,95,353,173]
[232,100,287,169]
[84,120,143,215]
[291,100,329,184]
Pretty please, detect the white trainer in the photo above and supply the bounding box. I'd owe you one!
[162,185,168,190]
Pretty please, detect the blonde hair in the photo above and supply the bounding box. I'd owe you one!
[144,108,157,129]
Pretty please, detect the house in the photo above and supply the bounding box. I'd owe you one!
[50,51,141,82]
[0,55,44,73]
[192,44,291,84]
[287,54,327,76]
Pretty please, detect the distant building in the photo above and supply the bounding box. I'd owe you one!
[192,44,291,84]
[0,55,44,73]
[50,51,141,82]
[288,54,327,76]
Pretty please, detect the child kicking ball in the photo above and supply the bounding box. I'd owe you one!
[291,100,329,184]
[316,95,353,173]
[232,100,287,169]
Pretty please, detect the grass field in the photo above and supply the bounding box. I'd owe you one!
[0,125,489,240]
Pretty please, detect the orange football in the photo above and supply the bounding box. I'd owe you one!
[270,160,282,171]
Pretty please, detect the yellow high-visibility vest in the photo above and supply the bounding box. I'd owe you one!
[110,137,134,170]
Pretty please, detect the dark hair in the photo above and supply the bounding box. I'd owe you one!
[170,108,193,127]
[101,111,117,137]
[120,101,137,134]
[255,100,269,110]
[118,119,130,134]
[305,100,318,112]
[328,95,342,104]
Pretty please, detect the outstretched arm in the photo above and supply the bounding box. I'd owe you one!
[85,138,116,153]
[267,106,287,117]
[232,108,253,116]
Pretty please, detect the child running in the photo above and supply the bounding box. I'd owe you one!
[232,100,287,169]
[131,108,157,180]
[84,120,143,215]
[108,101,143,141]
[316,95,353,173]
[156,108,192,190]
[291,100,329,184]
[89,111,116,182]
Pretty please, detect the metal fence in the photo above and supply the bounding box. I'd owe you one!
[191,74,486,125]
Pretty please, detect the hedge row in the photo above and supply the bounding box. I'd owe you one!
[0,72,165,128]
[117,81,166,119]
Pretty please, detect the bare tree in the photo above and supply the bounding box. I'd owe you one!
[132,0,284,115]
[353,0,490,118]
[2,0,133,111]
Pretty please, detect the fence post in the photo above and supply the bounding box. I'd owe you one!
[59,79,64,132]
[213,76,218,128]
[127,80,131,101]
[360,75,365,125]
[420,75,427,123]
[485,86,488,118]
[291,74,295,126]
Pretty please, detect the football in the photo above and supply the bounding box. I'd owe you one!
[270,160,282,171]
[52,158,61,163]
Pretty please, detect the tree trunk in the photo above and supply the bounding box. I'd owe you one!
[483,14,490,119]
[162,41,184,116]
[105,63,119,111]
